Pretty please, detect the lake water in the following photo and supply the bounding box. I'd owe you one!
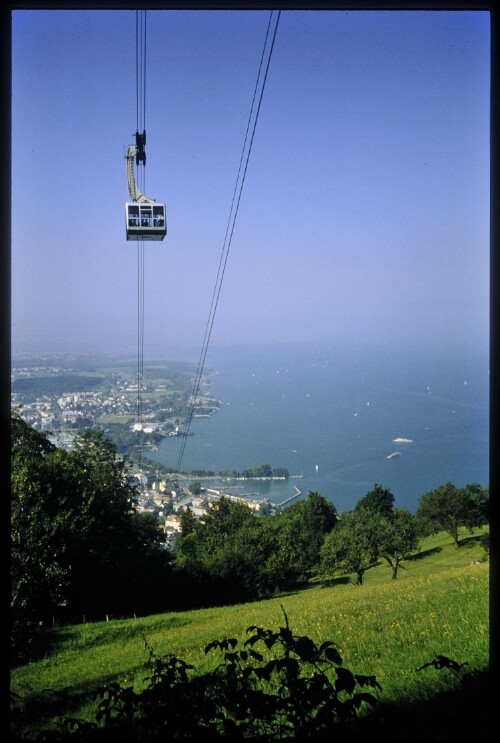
[146,341,489,513]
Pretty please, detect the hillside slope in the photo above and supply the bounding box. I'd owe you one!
[11,528,489,741]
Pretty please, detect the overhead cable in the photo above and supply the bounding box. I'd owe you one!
[135,9,147,464]
[175,10,281,474]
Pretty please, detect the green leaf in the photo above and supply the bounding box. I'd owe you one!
[248,649,264,662]
[294,635,317,661]
[335,666,356,694]
[324,646,343,665]
[354,673,382,690]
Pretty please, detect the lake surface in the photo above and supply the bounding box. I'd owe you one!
[147,341,489,513]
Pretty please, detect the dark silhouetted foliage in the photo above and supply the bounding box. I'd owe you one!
[13,610,380,741]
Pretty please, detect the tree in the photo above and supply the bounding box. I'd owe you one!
[10,418,109,647]
[174,494,337,602]
[242,463,273,478]
[320,510,380,585]
[59,430,144,615]
[354,484,395,518]
[11,417,173,660]
[179,506,197,537]
[257,511,312,592]
[207,520,264,600]
[196,497,257,547]
[351,486,420,579]
[378,508,419,580]
[463,482,489,523]
[175,507,199,563]
[175,498,262,603]
[415,482,489,548]
[11,417,70,660]
[118,511,173,617]
[273,467,289,478]
[259,501,273,516]
[285,491,338,568]
[296,491,338,534]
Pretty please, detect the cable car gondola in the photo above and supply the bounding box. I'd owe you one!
[125,141,166,241]
[125,202,166,241]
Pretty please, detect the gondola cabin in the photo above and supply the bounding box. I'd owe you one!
[126,203,166,241]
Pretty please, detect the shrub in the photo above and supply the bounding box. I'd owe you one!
[23,609,380,741]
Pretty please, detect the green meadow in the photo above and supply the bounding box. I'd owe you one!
[11,527,489,740]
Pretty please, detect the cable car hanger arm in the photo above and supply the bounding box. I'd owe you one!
[125,143,156,204]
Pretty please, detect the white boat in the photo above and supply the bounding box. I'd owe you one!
[392,437,413,443]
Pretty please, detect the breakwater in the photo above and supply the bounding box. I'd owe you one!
[277,485,302,507]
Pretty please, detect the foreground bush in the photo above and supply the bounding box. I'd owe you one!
[12,610,381,741]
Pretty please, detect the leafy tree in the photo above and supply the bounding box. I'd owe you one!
[378,508,419,580]
[179,505,197,537]
[189,480,202,495]
[351,486,419,579]
[173,507,199,565]
[175,493,339,601]
[11,416,173,660]
[196,497,257,546]
[355,484,395,518]
[118,511,173,616]
[273,466,290,478]
[320,509,380,585]
[257,512,311,592]
[58,430,145,615]
[174,494,338,602]
[175,498,262,602]
[463,482,489,523]
[415,482,488,548]
[203,520,264,600]
[219,468,240,478]
[11,416,69,660]
[285,491,338,569]
[259,501,273,516]
[295,491,338,533]
[258,463,273,477]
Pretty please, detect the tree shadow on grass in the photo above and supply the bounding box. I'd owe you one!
[26,613,193,662]
[318,576,353,588]
[406,545,442,561]
[10,671,139,738]
[265,582,321,600]
[408,533,485,563]
[458,534,485,548]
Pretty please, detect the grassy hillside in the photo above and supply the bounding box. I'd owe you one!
[11,527,489,740]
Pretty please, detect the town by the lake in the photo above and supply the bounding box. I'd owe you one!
[11,353,295,549]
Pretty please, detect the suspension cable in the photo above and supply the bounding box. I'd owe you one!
[136,10,147,135]
[135,9,147,465]
[175,11,281,474]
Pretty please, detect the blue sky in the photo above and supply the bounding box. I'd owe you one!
[11,9,490,358]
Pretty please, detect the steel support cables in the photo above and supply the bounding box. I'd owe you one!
[136,9,147,139]
[137,240,145,456]
[135,9,147,463]
[175,10,281,475]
